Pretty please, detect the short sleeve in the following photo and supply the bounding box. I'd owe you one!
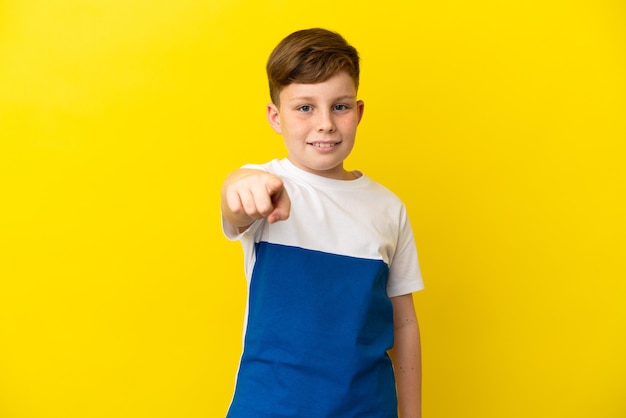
[386,206,424,297]
[221,215,265,241]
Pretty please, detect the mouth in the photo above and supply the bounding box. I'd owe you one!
[307,141,342,148]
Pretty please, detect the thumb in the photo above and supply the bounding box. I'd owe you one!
[268,184,291,224]
[265,178,284,196]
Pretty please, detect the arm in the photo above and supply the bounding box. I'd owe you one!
[221,168,291,232]
[389,293,422,418]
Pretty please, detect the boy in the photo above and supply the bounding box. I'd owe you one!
[221,28,423,417]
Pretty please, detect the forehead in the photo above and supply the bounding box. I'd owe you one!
[280,71,357,102]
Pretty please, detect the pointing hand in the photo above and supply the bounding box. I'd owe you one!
[221,169,291,230]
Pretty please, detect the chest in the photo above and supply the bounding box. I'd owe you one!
[257,182,400,265]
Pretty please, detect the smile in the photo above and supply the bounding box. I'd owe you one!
[308,141,341,148]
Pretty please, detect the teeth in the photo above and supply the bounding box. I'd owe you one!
[311,143,336,148]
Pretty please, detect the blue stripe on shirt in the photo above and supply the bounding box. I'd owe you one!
[227,242,398,418]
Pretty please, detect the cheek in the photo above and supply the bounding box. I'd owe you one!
[341,118,359,133]
[284,119,309,134]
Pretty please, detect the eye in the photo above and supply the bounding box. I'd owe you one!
[297,105,312,112]
[333,104,348,111]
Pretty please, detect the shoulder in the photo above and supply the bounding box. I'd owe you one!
[241,159,283,174]
[360,176,406,206]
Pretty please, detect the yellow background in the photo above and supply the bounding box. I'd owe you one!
[1,0,625,417]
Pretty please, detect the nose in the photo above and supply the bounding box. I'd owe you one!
[316,110,336,133]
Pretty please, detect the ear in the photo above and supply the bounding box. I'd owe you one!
[356,100,365,124]
[267,103,282,134]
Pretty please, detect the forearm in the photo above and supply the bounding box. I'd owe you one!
[389,295,422,418]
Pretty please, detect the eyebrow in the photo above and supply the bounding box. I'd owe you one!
[287,95,356,102]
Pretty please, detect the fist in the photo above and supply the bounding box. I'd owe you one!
[222,169,291,228]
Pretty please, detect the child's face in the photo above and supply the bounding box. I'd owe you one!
[267,71,364,180]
